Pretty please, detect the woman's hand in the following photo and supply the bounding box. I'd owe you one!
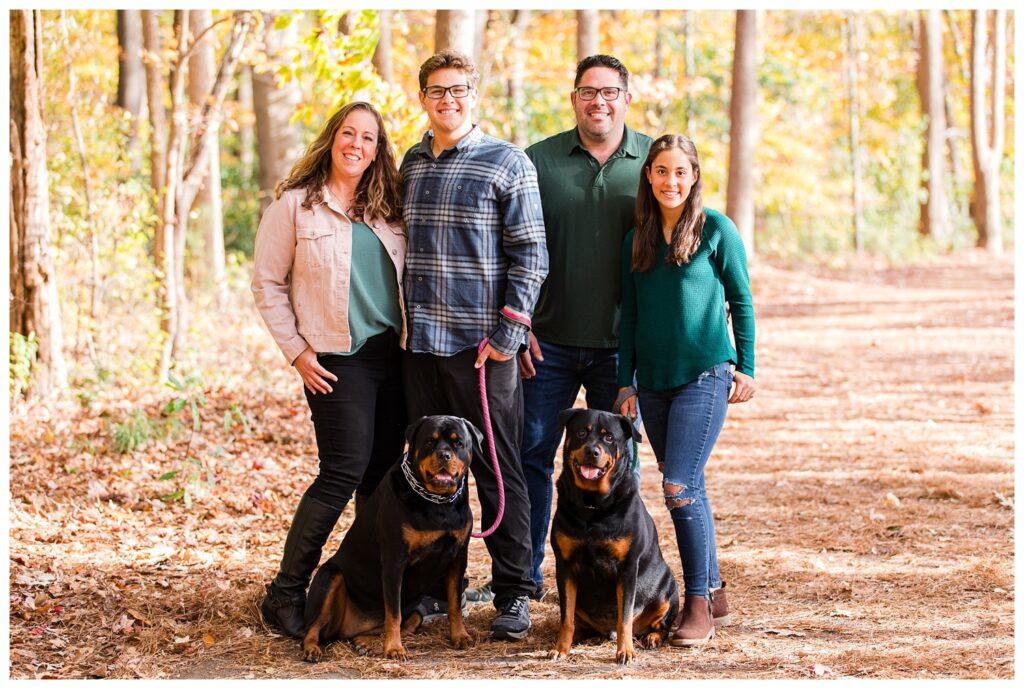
[293,347,338,395]
[728,370,756,403]
[617,387,638,420]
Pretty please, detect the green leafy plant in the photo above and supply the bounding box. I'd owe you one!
[223,403,251,435]
[111,409,157,453]
[9,331,38,399]
[158,372,216,507]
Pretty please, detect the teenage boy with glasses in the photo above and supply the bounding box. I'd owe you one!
[400,49,548,641]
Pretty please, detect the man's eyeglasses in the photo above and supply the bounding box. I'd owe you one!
[422,84,472,99]
[574,86,624,101]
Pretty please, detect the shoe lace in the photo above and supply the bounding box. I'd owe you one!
[502,596,526,617]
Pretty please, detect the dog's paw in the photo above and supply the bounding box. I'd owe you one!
[641,631,664,649]
[615,644,636,665]
[382,644,407,661]
[302,643,324,663]
[450,631,474,650]
[549,648,570,661]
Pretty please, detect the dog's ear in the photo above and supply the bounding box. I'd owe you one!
[557,408,583,430]
[617,413,642,444]
[404,416,431,450]
[459,418,485,461]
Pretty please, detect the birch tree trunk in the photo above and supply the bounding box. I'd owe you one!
[970,10,1006,254]
[917,10,953,246]
[188,9,227,308]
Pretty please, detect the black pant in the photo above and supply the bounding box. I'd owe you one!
[303,329,406,509]
[404,348,537,605]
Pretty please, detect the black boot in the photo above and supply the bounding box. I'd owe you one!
[261,495,343,638]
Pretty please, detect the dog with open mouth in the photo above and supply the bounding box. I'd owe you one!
[301,415,482,662]
[549,408,679,664]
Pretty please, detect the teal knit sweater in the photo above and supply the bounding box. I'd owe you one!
[618,208,755,390]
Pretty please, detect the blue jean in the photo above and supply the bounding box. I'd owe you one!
[639,361,732,598]
[520,340,635,590]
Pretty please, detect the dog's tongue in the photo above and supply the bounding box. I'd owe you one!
[435,470,453,481]
[579,465,602,480]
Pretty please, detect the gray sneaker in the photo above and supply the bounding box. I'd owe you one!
[413,592,469,624]
[491,595,531,640]
[465,581,495,604]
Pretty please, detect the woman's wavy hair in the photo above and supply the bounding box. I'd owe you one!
[632,134,705,273]
[274,102,402,223]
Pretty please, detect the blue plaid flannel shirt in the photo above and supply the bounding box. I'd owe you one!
[401,126,548,357]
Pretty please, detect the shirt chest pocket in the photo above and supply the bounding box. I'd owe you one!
[454,179,494,209]
[295,225,336,268]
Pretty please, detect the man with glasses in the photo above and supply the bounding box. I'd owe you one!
[516,55,653,598]
[400,49,548,641]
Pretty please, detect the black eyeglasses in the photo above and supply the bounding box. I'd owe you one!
[422,84,472,99]
[574,86,624,101]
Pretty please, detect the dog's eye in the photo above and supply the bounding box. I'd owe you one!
[603,433,615,443]
[575,429,587,438]
[452,439,463,448]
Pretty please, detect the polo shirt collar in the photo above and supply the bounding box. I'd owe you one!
[568,125,643,160]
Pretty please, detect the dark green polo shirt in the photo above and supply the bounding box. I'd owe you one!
[526,126,653,348]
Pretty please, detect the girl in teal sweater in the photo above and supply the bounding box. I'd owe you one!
[617,135,756,647]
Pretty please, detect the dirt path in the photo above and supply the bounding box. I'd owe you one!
[8,253,1014,679]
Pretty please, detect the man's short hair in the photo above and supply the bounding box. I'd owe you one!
[574,54,629,89]
[418,49,480,91]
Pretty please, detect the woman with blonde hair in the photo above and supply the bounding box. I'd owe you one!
[618,134,756,647]
[252,102,407,637]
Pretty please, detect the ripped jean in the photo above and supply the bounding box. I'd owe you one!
[638,361,732,598]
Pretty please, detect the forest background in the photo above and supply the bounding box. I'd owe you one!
[5,6,1018,680]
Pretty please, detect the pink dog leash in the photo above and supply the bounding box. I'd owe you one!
[471,337,505,538]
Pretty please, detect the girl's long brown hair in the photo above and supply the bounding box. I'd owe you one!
[274,102,402,223]
[631,134,705,272]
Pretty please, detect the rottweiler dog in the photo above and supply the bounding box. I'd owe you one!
[549,408,679,664]
[301,415,482,662]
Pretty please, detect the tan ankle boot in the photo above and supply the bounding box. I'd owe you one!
[711,581,733,627]
[670,595,715,647]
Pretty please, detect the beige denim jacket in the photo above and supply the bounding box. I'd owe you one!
[251,187,407,364]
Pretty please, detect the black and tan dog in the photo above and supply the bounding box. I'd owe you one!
[301,415,482,662]
[549,408,679,664]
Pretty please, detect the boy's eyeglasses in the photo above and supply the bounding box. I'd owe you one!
[422,84,472,99]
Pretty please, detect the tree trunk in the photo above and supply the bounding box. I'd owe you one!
[117,10,145,114]
[117,10,144,172]
[683,11,695,134]
[508,10,531,148]
[726,10,758,257]
[576,10,599,61]
[10,9,67,397]
[844,13,864,253]
[653,10,664,79]
[917,10,953,246]
[473,10,490,64]
[188,9,227,308]
[372,10,394,83]
[142,10,168,271]
[434,9,475,55]
[155,11,253,378]
[970,9,1005,254]
[237,63,255,186]
[252,11,304,214]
